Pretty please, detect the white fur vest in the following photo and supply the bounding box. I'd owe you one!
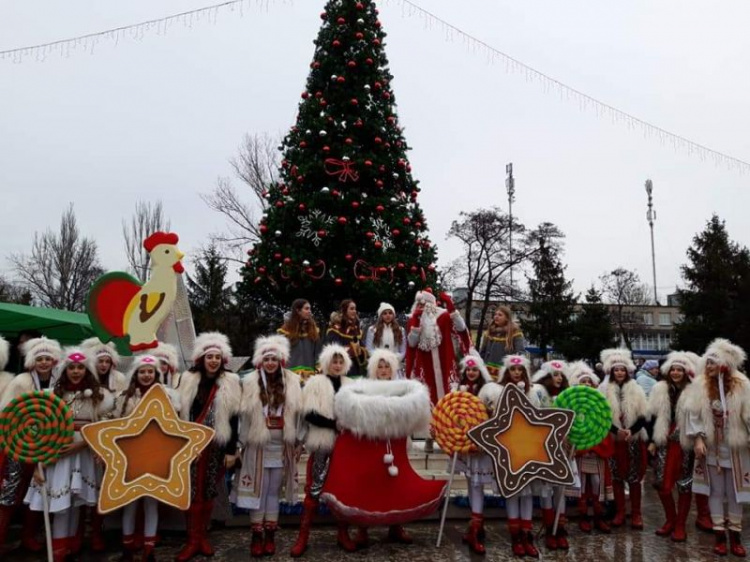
[648,380,691,447]
[681,373,750,450]
[0,372,49,409]
[605,379,648,440]
[239,368,302,448]
[477,382,503,412]
[0,372,13,404]
[178,370,241,446]
[301,374,351,453]
[103,369,129,394]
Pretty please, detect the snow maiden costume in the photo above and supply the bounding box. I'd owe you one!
[176,332,241,562]
[235,335,302,557]
[152,341,181,388]
[682,338,750,557]
[81,337,128,394]
[364,302,407,362]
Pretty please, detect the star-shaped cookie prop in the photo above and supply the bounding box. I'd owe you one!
[467,383,575,497]
[81,384,215,513]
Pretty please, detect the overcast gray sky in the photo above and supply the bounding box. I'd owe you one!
[2,0,749,304]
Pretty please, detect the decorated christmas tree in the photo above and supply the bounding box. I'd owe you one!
[239,0,438,314]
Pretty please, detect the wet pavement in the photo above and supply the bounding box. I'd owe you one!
[3,484,747,562]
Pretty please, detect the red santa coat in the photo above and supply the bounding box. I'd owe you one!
[405,308,471,405]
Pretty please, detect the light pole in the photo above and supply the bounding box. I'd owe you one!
[645,179,658,305]
[506,163,515,301]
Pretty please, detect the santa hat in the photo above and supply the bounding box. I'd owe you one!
[80,337,121,368]
[600,348,635,376]
[501,354,531,376]
[568,361,599,387]
[127,354,161,380]
[459,353,491,383]
[413,290,436,306]
[0,335,9,371]
[531,359,569,384]
[367,348,401,379]
[191,332,232,364]
[660,351,695,378]
[253,335,290,368]
[22,337,63,370]
[377,302,396,318]
[152,342,179,373]
[703,338,747,372]
[57,347,96,375]
[318,343,352,376]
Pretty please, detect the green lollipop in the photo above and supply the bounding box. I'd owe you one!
[554,385,611,450]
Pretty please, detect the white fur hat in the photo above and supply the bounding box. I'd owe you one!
[22,337,63,370]
[191,332,232,364]
[413,290,436,306]
[704,338,747,372]
[0,335,9,371]
[57,347,96,376]
[600,348,635,375]
[367,348,401,379]
[127,354,160,380]
[318,343,352,376]
[661,351,696,378]
[376,302,396,318]
[152,342,179,372]
[81,337,120,367]
[253,335,291,368]
[532,359,569,384]
[568,361,599,387]
[459,353,491,383]
[501,354,531,376]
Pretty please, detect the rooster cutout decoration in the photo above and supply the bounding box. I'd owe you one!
[87,232,184,355]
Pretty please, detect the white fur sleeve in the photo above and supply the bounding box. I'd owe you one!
[407,327,420,348]
[450,311,466,332]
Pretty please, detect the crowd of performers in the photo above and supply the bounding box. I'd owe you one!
[0,289,748,560]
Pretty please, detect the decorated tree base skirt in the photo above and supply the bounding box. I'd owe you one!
[321,432,446,526]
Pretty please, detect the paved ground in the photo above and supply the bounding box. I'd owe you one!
[4,486,747,562]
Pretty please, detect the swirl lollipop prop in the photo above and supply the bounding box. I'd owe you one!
[0,392,75,562]
[430,391,489,547]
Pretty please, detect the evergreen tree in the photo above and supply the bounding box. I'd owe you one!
[187,245,234,334]
[523,234,576,359]
[675,215,750,353]
[238,0,437,314]
[556,287,615,364]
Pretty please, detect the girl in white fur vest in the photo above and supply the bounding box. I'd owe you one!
[601,348,649,530]
[235,335,302,557]
[682,338,750,557]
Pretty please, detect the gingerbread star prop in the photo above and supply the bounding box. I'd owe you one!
[467,383,575,497]
[81,384,214,513]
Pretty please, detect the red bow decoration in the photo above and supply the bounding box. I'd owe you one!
[279,260,327,281]
[325,158,360,183]
[354,260,394,283]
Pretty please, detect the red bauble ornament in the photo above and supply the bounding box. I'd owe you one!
[358,275,367,281]
[374,241,383,249]
[258,266,266,274]
[313,61,320,69]
[415,239,421,246]
[283,258,292,265]
[376,205,384,213]
[356,32,364,40]
[319,100,327,107]
[337,17,346,24]
[356,2,364,9]
[383,92,391,100]
[351,201,360,209]
[410,266,418,273]
[296,175,304,183]
[374,137,382,144]
[332,189,340,197]
[415,222,422,228]
[397,159,406,168]
[301,92,309,99]
[275,201,284,208]
[392,229,401,236]
[365,160,373,167]
[345,137,353,145]
[379,165,386,173]
[366,232,375,239]
[332,40,342,48]
[259,225,268,234]
[335,277,343,286]
[374,81,382,90]
[305,267,313,274]
[351,98,359,106]
[397,262,405,269]
[354,119,364,128]
[337,76,346,83]
[254,277,262,284]
[345,254,353,261]
[274,253,282,260]
[372,39,381,46]
[318,229,327,238]
[338,216,347,225]
[411,190,418,199]
[298,204,306,211]
[320,11,327,19]
[403,217,411,225]
[323,145,330,152]
[427,265,436,272]
[315,91,323,98]
[376,180,384,188]
[387,116,396,124]
[366,58,374,65]
[347,60,356,68]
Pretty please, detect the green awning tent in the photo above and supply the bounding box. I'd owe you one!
[0,302,94,345]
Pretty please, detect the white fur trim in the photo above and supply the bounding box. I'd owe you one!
[0,336,9,371]
[22,337,62,370]
[252,334,291,368]
[81,337,121,367]
[605,379,648,439]
[191,332,232,364]
[704,338,747,371]
[502,354,531,374]
[478,382,504,411]
[334,379,431,439]
[178,370,241,446]
[661,351,695,378]
[532,360,570,384]
[377,302,395,318]
[459,353,491,383]
[57,347,96,376]
[647,381,672,446]
[318,343,352,375]
[127,355,160,380]
[239,368,302,447]
[301,373,352,452]
[152,342,179,372]
[367,348,401,379]
[568,361,597,387]
[600,348,635,375]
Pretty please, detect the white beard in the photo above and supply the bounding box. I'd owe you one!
[418,309,443,351]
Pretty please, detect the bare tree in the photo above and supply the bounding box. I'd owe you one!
[202,133,278,262]
[600,267,652,349]
[11,205,103,312]
[0,274,32,305]
[447,207,562,348]
[122,201,171,282]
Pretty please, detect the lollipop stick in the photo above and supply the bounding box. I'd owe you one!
[436,452,458,547]
[38,462,53,562]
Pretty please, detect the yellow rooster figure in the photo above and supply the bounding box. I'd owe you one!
[87,232,185,355]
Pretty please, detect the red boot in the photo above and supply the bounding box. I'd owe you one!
[52,537,69,562]
[264,521,278,556]
[0,505,15,555]
[556,521,569,550]
[655,491,676,536]
[336,523,357,552]
[250,524,265,557]
[612,482,626,527]
[354,527,369,549]
[521,521,539,559]
[290,496,317,557]
[21,506,44,552]
[462,513,485,555]
[715,530,728,556]
[671,492,691,542]
[508,518,525,557]
[629,483,644,530]
[730,531,747,557]
[578,496,592,533]
[175,502,203,562]
[593,498,611,533]
[542,508,557,550]
[142,536,157,562]
[387,525,413,544]
[695,494,713,532]
[199,501,215,556]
